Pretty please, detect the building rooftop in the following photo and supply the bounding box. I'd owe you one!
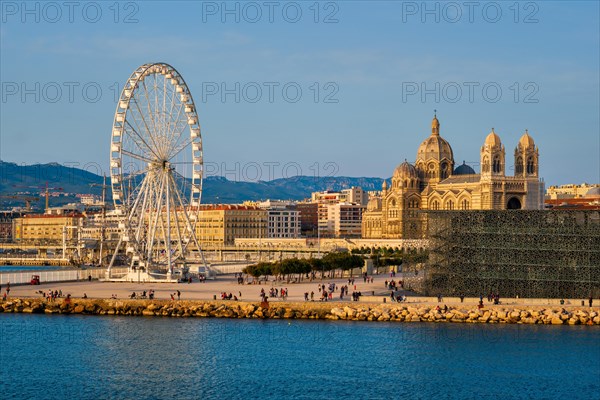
[439,174,481,184]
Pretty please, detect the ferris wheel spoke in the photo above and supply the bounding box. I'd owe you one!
[121,168,148,191]
[165,82,179,145]
[140,80,162,154]
[130,94,163,157]
[168,135,196,161]
[121,149,155,164]
[153,75,169,157]
[157,74,187,155]
[122,134,150,162]
[165,99,186,152]
[124,120,161,160]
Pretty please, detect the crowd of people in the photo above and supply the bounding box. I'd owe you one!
[385,279,404,291]
[128,290,155,299]
[390,291,408,302]
[220,291,241,301]
[482,293,501,305]
[37,289,65,302]
[259,287,288,301]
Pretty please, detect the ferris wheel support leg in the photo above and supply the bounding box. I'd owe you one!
[166,172,173,280]
[107,237,123,278]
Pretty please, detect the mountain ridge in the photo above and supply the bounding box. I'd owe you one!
[0,161,385,209]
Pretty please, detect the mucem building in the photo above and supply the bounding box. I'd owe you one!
[424,210,600,298]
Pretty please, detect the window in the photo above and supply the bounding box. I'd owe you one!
[461,199,469,210]
[515,156,523,175]
[493,156,501,173]
[482,156,490,173]
[527,156,535,174]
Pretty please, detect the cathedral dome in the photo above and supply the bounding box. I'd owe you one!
[393,161,419,179]
[484,129,502,147]
[416,135,454,162]
[518,130,535,148]
[585,187,600,197]
[453,161,476,175]
[366,197,382,212]
[416,114,454,163]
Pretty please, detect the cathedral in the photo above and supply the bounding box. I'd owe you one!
[362,114,545,239]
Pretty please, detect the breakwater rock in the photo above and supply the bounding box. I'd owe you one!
[1,299,599,326]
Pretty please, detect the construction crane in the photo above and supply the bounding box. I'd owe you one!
[89,176,110,267]
[11,183,64,211]
[0,195,41,211]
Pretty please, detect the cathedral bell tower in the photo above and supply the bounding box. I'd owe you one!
[481,128,505,178]
[514,130,539,177]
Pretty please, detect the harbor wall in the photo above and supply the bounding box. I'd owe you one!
[1,298,599,326]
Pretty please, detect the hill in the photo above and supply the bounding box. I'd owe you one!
[0,161,384,209]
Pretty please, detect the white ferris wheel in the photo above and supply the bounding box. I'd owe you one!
[107,62,204,280]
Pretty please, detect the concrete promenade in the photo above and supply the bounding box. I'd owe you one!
[5,274,596,309]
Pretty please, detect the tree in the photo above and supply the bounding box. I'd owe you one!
[308,258,325,279]
[322,252,365,278]
[242,262,274,280]
[278,258,312,282]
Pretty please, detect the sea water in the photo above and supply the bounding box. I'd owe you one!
[0,266,62,273]
[0,314,599,400]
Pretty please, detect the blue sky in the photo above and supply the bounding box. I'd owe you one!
[1,1,598,185]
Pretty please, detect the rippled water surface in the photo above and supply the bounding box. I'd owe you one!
[0,265,62,272]
[1,315,599,399]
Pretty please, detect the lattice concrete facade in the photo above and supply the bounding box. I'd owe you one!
[424,210,600,298]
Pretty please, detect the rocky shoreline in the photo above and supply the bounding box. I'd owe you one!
[1,298,599,326]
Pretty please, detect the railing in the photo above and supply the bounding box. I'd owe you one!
[0,267,127,285]
[0,257,72,266]
[209,263,250,275]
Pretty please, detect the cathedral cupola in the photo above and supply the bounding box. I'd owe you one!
[481,128,505,177]
[431,113,440,136]
[415,112,455,185]
[514,129,539,177]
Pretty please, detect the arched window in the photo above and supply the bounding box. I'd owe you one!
[446,200,454,210]
[493,155,501,173]
[527,156,535,174]
[461,199,469,210]
[482,156,490,173]
[515,156,523,175]
[431,200,439,210]
[441,162,448,179]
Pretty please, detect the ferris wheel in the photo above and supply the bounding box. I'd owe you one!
[107,62,203,279]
